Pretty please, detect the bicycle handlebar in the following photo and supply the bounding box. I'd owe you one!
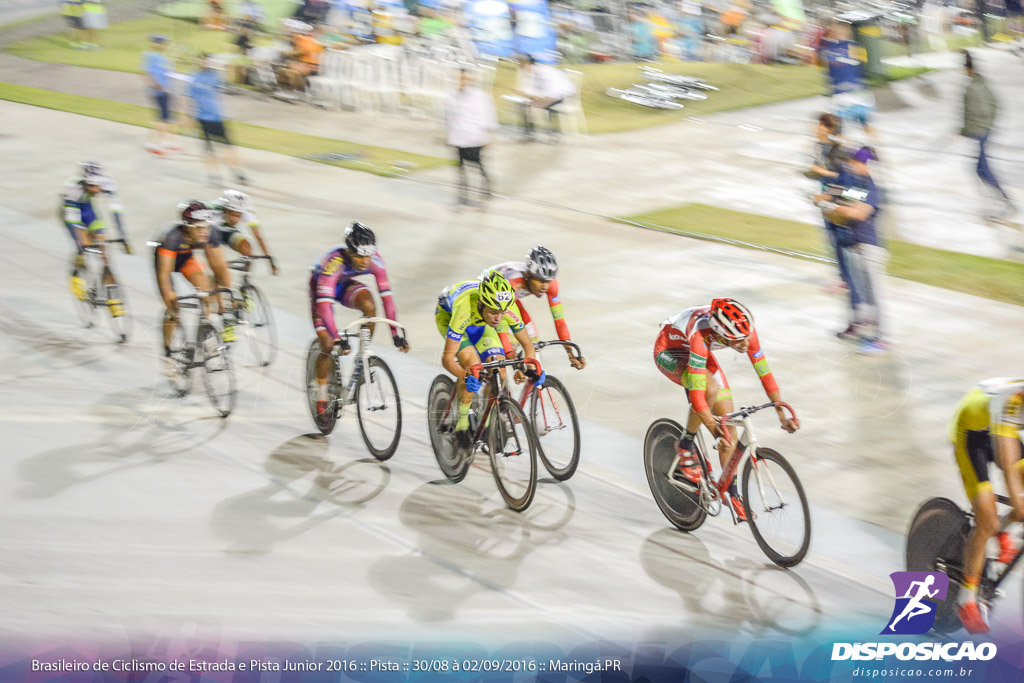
[228,255,274,271]
[534,339,583,361]
[721,401,798,424]
[175,287,234,304]
[339,317,406,336]
[468,357,541,379]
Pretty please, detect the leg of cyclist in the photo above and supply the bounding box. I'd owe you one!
[706,368,747,522]
[68,224,88,300]
[205,243,235,341]
[349,286,378,337]
[88,223,125,317]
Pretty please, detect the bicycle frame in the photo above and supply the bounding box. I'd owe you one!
[330,316,406,408]
[439,357,542,447]
[516,340,582,409]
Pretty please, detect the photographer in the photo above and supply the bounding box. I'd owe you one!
[813,146,887,355]
[807,112,851,296]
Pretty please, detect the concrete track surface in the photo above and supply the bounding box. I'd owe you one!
[2,101,1023,645]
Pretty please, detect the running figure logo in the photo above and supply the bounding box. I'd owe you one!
[881,572,949,635]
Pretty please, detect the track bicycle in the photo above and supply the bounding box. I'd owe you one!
[72,237,131,343]
[644,401,810,567]
[166,288,236,418]
[906,495,1023,633]
[426,357,542,511]
[513,340,583,481]
[225,254,276,367]
[304,316,405,461]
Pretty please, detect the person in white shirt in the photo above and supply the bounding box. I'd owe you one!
[446,68,499,210]
[515,54,575,142]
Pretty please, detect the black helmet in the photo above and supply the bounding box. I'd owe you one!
[525,245,558,281]
[179,200,213,225]
[345,222,377,256]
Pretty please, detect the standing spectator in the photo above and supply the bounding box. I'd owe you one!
[960,50,1016,221]
[276,21,323,97]
[629,9,658,60]
[816,146,887,355]
[819,21,875,139]
[141,35,181,155]
[514,55,576,143]
[806,112,854,297]
[61,0,85,49]
[446,69,498,211]
[187,54,247,186]
[79,0,108,49]
[205,0,226,29]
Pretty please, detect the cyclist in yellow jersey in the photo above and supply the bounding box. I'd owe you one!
[435,271,544,446]
[950,378,1024,633]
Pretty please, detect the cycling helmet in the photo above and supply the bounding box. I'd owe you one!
[217,189,250,213]
[344,222,377,257]
[708,298,754,341]
[525,245,558,281]
[179,200,214,226]
[80,161,105,178]
[477,270,516,312]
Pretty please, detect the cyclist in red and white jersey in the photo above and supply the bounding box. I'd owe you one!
[653,298,800,521]
[481,245,586,370]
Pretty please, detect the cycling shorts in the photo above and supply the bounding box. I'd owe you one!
[653,347,732,405]
[217,227,248,251]
[155,247,206,279]
[952,387,1024,499]
[309,274,368,334]
[434,303,504,362]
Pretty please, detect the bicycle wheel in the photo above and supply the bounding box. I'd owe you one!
[164,313,192,396]
[104,281,131,344]
[488,397,538,512]
[355,355,402,461]
[906,497,971,633]
[529,376,580,481]
[426,375,471,483]
[306,339,342,435]
[199,323,235,418]
[239,284,276,367]
[643,418,707,532]
[741,448,811,568]
[72,267,97,329]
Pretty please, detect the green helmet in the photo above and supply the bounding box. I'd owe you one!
[477,270,516,311]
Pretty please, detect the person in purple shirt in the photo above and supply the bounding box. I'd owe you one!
[187,53,246,187]
[309,222,410,418]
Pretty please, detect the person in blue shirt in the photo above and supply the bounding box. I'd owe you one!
[815,146,887,355]
[187,53,247,186]
[141,34,182,155]
[818,21,875,137]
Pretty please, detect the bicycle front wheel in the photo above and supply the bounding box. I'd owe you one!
[488,397,538,512]
[741,448,811,568]
[305,339,342,435]
[529,376,580,481]
[906,497,971,633]
[644,418,707,532]
[355,355,402,461]
[239,284,276,367]
[199,324,235,418]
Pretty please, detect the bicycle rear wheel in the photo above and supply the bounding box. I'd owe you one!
[529,376,580,481]
[427,375,471,482]
[644,418,707,532]
[906,497,971,633]
[355,355,402,461]
[239,284,276,367]
[488,397,538,512]
[742,448,811,568]
[199,324,235,418]
[306,339,342,435]
[104,282,131,343]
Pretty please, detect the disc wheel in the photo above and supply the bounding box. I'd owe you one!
[528,376,580,481]
[644,418,707,532]
[741,448,811,568]
[487,397,538,512]
[906,497,971,633]
[306,339,342,435]
[426,375,471,483]
[355,355,402,461]
[199,323,235,418]
[239,284,276,367]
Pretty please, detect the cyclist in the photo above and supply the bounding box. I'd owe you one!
[309,222,409,419]
[653,298,800,521]
[950,378,1024,634]
[435,270,544,446]
[153,200,227,378]
[209,189,278,274]
[480,245,586,370]
[61,161,132,316]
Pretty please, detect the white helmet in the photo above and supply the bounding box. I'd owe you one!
[217,189,250,213]
[525,245,558,281]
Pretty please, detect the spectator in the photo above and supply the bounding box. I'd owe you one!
[629,9,658,60]
[79,0,108,49]
[960,49,1016,222]
[238,0,266,31]
[819,21,875,139]
[806,112,853,297]
[141,34,181,155]
[815,146,887,355]
[61,0,85,49]
[446,69,498,211]
[514,55,576,143]
[206,0,226,29]
[187,54,247,186]
[276,21,323,97]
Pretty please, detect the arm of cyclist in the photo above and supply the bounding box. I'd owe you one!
[997,434,1024,521]
[103,181,132,253]
[546,278,585,369]
[204,243,231,313]
[156,250,178,313]
[369,257,409,352]
[512,326,542,385]
[745,330,799,433]
[248,221,277,275]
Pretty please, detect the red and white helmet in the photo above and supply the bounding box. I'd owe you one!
[708,298,753,341]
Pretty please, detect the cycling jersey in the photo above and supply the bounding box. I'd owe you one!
[480,261,571,341]
[950,378,1024,499]
[60,176,126,239]
[210,205,260,251]
[434,280,525,361]
[153,223,220,277]
[653,305,778,413]
[310,245,397,339]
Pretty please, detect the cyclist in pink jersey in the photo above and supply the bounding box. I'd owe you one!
[309,222,409,417]
[653,298,799,521]
[482,245,586,370]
